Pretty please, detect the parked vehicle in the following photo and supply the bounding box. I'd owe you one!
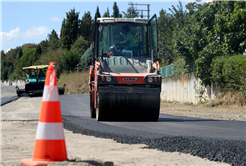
[16,65,65,96]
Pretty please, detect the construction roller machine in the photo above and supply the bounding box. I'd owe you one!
[89,14,161,121]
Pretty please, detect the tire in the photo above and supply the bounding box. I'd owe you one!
[90,96,96,118]
[96,94,103,121]
[59,88,64,95]
[16,90,21,97]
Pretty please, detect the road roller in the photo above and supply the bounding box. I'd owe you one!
[89,14,161,121]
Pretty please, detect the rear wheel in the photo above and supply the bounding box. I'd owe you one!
[96,94,105,121]
[96,94,101,121]
[90,96,96,118]
[58,88,65,95]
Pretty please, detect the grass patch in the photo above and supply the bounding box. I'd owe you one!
[58,71,89,94]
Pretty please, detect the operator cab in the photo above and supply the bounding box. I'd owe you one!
[93,15,158,73]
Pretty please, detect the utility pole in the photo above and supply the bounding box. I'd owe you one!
[131,3,133,18]
[127,2,150,19]
[147,4,149,19]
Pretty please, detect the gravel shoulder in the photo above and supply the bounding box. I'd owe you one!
[0,97,238,166]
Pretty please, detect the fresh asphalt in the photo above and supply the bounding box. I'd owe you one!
[59,94,246,165]
[1,85,19,106]
[59,94,245,141]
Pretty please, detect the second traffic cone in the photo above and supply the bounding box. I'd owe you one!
[21,62,68,166]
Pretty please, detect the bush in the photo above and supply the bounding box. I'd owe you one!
[35,48,65,78]
[81,43,93,66]
[61,50,80,72]
[223,54,246,90]
[173,56,189,79]
[71,36,89,58]
[211,54,246,95]
[211,56,228,87]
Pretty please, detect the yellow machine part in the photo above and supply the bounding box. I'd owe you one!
[22,65,49,70]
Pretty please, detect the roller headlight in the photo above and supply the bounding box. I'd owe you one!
[148,77,153,83]
[106,76,112,82]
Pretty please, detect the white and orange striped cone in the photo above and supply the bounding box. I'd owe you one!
[21,62,68,166]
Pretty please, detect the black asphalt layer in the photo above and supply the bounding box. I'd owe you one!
[60,94,246,166]
[1,85,19,106]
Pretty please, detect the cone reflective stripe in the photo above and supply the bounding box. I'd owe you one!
[42,86,59,101]
[36,122,64,140]
[21,62,67,166]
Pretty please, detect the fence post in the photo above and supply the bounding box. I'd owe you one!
[166,66,167,77]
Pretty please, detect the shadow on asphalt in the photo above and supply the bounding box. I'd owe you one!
[66,159,114,166]
[158,117,219,122]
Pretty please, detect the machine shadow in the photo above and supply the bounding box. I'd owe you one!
[67,159,114,166]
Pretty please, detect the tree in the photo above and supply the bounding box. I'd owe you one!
[0,50,5,58]
[71,36,89,58]
[168,0,185,28]
[112,2,121,18]
[17,48,23,59]
[95,6,101,18]
[125,6,139,18]
[195,1,246,86]
[36,45,42,55]
[61,50,81,72]
[48,29,59,49]
[60,9,79,50]
[15,48,36,78]
[185,1,203,17]
[103,7,110,17]
[157,9,175,66]
[1,59,13,80]
[79,11,92,43]
[38,39,49,53]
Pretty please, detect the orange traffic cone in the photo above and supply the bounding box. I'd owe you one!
[21,62,68,166]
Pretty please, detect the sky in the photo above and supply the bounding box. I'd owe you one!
[0,0,208,53]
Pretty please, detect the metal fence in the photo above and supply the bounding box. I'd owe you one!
[160,61,197,78]
[160,64,174,77]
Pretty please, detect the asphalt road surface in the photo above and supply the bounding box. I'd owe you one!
[1,87,245,141]
[1,85,19,106]
[60,94,245,141]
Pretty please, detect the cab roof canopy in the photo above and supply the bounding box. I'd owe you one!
[22,65,49,70]
[97,17,149,24]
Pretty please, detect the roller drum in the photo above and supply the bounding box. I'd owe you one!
[97,86,160,121]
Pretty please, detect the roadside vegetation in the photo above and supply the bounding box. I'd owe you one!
[1,1,245,106]
[158,1,246,106]
[58,71,89,94]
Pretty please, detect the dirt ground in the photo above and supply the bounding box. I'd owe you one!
[2,97,244,166]
[160,102,246,121]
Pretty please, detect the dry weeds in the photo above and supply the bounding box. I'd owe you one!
[210,90,246,107]
[58,71,89,94]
